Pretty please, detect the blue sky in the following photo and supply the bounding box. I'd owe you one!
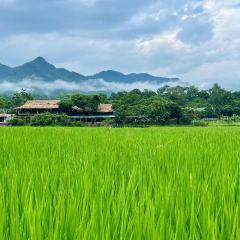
[0,0,240,89]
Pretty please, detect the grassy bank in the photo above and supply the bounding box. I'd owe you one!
[0,127,239,239]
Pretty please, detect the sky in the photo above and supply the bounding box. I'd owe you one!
[0,0,240,89]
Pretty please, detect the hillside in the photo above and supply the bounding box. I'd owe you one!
[0,57,180,93]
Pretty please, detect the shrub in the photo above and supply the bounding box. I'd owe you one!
[11,113,73,126]
[191,120,209,127]
[69,121,84,127]
[10,116,29,126]
[180,108,197,125]
[30,113,69,126]
[221,114,240,123]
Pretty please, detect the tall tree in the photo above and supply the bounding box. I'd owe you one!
[0,97,7,109]
[10,89,33,108]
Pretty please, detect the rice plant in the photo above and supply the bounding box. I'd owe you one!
[0,127,239,239]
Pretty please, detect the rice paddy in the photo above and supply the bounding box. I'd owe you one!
[0,127,239,239]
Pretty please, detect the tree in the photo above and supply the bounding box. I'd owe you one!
[59,94,101,113]
[208,84,234,116]
[186,86,199,102]
[180,107,197,124]
[157,86,187,106]
[0,97,7,109]
[99,93,109,103]
[88,95,101,112]
[157,85,170,97]
[71,94,89,111]
[146,97,181,124]
[9,89,33,108]
[142,89,156,99]
[59,99,73,113]
[112,91,182,125]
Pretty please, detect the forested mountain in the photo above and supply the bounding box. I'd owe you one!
[0,57,180,93]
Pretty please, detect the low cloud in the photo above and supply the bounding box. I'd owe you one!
[0,78,182,94]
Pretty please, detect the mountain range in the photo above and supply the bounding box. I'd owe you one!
[0,57,181,93]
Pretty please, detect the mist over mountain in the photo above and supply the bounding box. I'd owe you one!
[0,57,181,93]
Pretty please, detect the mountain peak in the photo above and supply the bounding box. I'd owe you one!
[33,56,48,64]
[101,70,123,74]
[91,70,125,80]
[0,58,181,92]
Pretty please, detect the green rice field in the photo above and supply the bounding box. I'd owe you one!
[0,127,240,239]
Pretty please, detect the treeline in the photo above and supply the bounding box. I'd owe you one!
[111,84,240,125]
[59,93,108,114]
[1,84,240,126]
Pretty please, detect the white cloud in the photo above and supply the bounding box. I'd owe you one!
[0,0,240,90]
[182,60,240,90]
[0,0,15,5]
[0,78,181,93]
[130,9,170,26]
[204,0,240,38]
[136,30,188,55]
[0,32,154,75]
[64,0,97,7]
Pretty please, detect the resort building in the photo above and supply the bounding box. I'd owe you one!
[17,100,61,115]
[0,114,15,126]
[17,100,115,124]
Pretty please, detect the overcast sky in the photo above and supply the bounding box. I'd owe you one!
[0,0,240,89]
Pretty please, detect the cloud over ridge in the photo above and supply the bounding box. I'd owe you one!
[0,0,240,89]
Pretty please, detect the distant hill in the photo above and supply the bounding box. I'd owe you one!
[1,57,86,82]
[0,57,181,93]
[0,64,11,78]
[89,70,179,83]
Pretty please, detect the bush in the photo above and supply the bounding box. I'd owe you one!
[180,108,197,125]
[68,121,84,127]
[10,117,29,126]
[221,114,240,123]
[30,113,69,126]
[191,120,209,127]
[11,113,74,126]
[101,119,114,127]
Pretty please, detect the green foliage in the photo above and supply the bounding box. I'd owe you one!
[11,113,72,126]
[59,98,73,112]
[180,107,197,124]
[59,94,101,113]
[221,114,240,123]
[9,89,33,108]
[30,112,69,126]
[111,84,240,124]
[98,93,109,103]
[145,97,181,124]
[71,94,90,111]
[112,89,181,125]
[10,116,29,126]
[0,97,7,109]
[201,115,240,127]
[191,120,209,126]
